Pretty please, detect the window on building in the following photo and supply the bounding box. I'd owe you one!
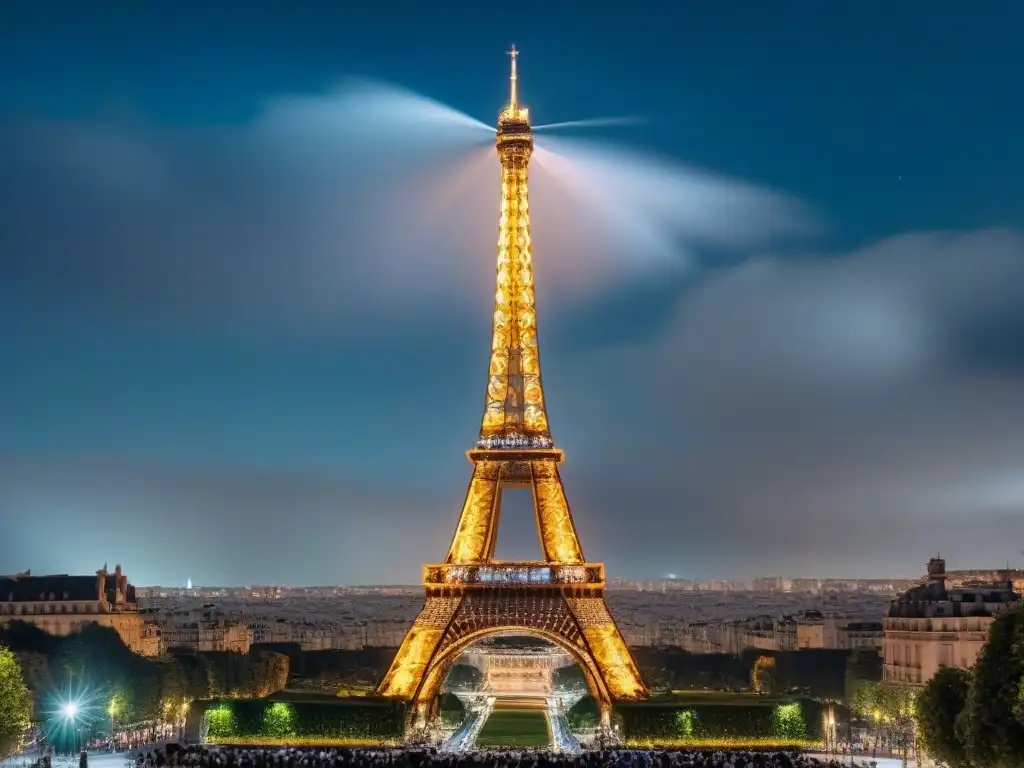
[939,644,953,668]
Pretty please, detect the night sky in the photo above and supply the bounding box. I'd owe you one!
[1,1,1022,586]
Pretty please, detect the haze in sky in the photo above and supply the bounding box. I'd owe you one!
[1,0,1022,585]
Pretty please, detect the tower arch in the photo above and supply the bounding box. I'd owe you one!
[415,626,612,723]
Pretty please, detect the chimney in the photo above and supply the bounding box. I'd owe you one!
[927,556,946,590]
[96,565,108,600]
[114,564,126,603]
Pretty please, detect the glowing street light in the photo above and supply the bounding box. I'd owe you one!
[60,700,82,754]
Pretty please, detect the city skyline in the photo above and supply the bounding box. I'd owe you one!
[2,1,1023,585]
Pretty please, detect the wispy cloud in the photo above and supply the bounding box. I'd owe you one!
[0,81,812,334]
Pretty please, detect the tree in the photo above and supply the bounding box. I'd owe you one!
[845,649,882,703]
[437,692,465,727]
[916,667,972,767]
[752,656,776,694]
[553,664,588,694]
[171,653,213,700]
[851,680,916,755]
[250,650,289,698]
[566,695,599,731]
[961,606,1024,768]
[0,646,33,758]
[443,663,483,692]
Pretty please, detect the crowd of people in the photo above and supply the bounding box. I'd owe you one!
[129,746,870,768]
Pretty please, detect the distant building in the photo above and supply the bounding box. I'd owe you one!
[946,568,1024,597]
[0,564,160,656]
[795,610,883,651]
[883,557,1021,686]
[156,605,252,653]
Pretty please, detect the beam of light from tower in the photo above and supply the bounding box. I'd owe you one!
[0,78,816,333]
[532,117,646,131]
[252,78,494,162]
[527,136,816,294]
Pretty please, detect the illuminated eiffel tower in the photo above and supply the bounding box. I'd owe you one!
[377,48,647,729]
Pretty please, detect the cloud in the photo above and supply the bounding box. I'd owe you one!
[2,228,1021,583]
[0,82,810,335]
[563,228,1024,577]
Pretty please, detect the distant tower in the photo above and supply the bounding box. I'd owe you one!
[926,556,946,591]
[187,577,193,590]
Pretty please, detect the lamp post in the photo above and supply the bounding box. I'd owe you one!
[179,701,190,743]
[61,702,79,754]
[162,701,173,742]
[108,700,119,750]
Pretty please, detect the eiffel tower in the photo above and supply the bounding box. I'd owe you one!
[377,48,647,729]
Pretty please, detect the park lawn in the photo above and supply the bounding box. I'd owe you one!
[476,708,551,747]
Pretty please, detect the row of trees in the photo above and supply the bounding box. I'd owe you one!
[914,605,1024,768]
[0,621,289,744]
[630,646,879,701]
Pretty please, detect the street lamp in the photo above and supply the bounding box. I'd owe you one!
[108,699,119,750]
[61,701,80,754]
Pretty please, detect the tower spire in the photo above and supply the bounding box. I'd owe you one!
[508,45,519,111]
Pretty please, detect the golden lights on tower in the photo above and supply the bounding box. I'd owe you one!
[376,49,647,718]
[482,45,548,442]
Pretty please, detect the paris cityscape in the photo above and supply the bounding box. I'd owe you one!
[2,2,1024,768]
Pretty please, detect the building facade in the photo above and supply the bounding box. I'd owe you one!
[156,606,252,653]
[882,557,1021,686]
[0,564,160,656]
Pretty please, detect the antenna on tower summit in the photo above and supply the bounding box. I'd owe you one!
[508,45,519,110]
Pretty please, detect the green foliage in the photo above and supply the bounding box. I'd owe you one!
[0,620,288,740]
[676,710,698,738]
[738,648,851,699]
[770,702,807,741]
[200,698,405,744]
[631,647,854,699]
[630,648,748,692]
[751,657,776,695]
[443,663,483,692]
[916,667,972,768]
[565,695,599,731]
[616,698,823,746]
[553,665,588,693]
[206,703,236,738]
[262,702,295,739]
[438,692,465,727]
[1017,673,1024,729]
[961,605,1024,768]
[850,680,916,751]
[0,646,33,758]
[844,649,883,702]
[258,646,394,693]
[172,653,215,699]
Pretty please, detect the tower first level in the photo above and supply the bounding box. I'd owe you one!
[376,49,646,728]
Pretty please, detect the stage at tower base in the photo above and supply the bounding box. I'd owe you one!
[377,49,647,731]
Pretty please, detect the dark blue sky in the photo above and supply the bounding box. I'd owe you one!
[1,0,1022,586]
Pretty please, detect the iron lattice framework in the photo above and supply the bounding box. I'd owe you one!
[377,48,647,725]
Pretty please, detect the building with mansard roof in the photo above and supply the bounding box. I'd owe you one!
[0,563,160,656]
[882,556,1020,686]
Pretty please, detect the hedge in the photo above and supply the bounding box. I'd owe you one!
[617,697,824,749]
[202,698,405,747]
